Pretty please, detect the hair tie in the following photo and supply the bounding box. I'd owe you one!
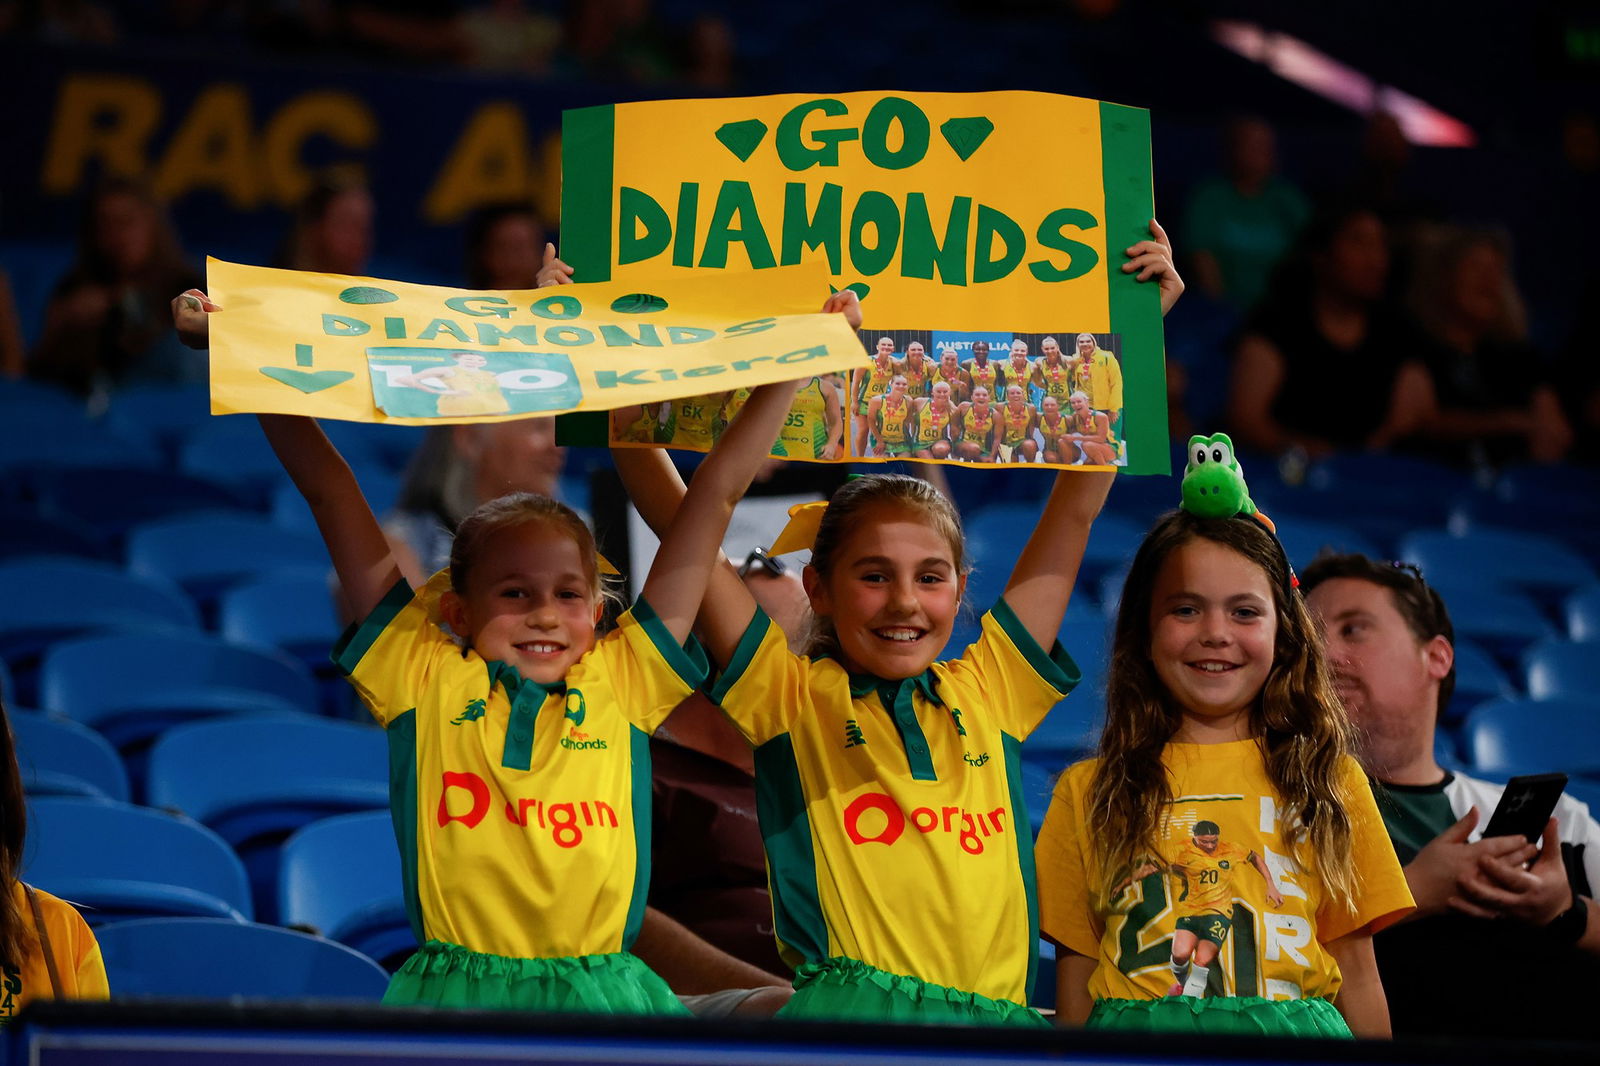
[769,499,828,557]
[1179,432,1298,590]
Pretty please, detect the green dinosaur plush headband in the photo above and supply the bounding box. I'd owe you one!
[1179,433,1298,590]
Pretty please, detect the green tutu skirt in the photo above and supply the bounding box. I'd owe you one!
[777,957,1048,1027]
[383,940,690,1015]
[1088,995,1350,1037]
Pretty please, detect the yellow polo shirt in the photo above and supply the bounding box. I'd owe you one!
[334,572,706,961]
[710,599,1080,1005]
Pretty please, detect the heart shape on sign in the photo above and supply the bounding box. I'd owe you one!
[259,367,354,393]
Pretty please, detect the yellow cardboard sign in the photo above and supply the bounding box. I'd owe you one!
[205,257,866,424]
[561,90,1166,472]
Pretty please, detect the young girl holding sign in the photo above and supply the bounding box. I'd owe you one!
[174,288,859,1012]
[543,221,1182,1024]
[1035,444,1413,1036]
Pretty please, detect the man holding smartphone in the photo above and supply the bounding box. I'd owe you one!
[1303,554,1600,1039]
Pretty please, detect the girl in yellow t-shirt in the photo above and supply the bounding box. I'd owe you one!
[1,705,109,1026]
[1035,441,1414,1038]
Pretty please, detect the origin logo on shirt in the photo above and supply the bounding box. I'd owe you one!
[842,790,1009,856]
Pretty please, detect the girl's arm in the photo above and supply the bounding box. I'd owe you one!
[636,379,800,647]
[258,414,404,621]
[1325,931,1391,1038]
[636,288,862,649]
[1002,220,1183,647]
[1055,949,1096,1025]
[172,291,401,618]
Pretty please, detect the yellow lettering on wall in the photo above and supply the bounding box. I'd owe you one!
[152,84,261,207]
[424,102,534,223]
[263,91,377,207]
[40,74,163,193]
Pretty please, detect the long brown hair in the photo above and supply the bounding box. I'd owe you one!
[802,475,967,660]
[1,699,29,971]
[1087,510,1359,910]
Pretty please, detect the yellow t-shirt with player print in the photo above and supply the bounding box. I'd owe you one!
[709,600,1082,1006]
[1036,739,1413,1003]
[1171,840,1254,916]
[333,572,706,961]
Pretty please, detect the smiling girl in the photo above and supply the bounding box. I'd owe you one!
[576,220,1185,1025]
[1035,454,1413,1036]
[173,289,856,1012]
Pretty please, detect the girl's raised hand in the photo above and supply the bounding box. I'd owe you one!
[1122,219,1184,316]
[537,243,575,288]
[822,287,863,328]
[172,288,220,350]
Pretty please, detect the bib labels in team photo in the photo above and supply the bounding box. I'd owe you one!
[562,90,1169,473]
[205,257,865,424]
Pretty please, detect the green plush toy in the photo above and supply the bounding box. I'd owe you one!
[1179,432,1277,531]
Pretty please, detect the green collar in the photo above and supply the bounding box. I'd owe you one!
[846,669,943,782]
[486,659,564,771]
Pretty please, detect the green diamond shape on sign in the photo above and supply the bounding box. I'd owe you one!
[715,119,768,162]
[940,116,994,161]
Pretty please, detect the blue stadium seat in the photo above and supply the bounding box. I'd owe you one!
[1415,586,1554,667]
[1447,638,1514,723]
[219,573,347,715]
[1274,519,1382,573]
[0,378,89,423]
[268,466,400,537]
[1461,698,1600,779]
[97,917,389,1001]
[1399,529,1597,605]
[321,420,425,473]
[38,631,317,761]
[1565,778,1600,816]
[126,513,330,614]
[103,383,214,461]
[0,659,12,705]
[1034,938,1057,1011]
[966,506,1146,588]
[32,467,250,551]
[1568,585,1600,642]
[0,504,105,562]
[181,416,382,507]
[280,811,416,972]
[1522,639,1600,701]
[0,411,162,476]
[23,797,252,924]
[11,709,129,802]
[0,556,199,706]
[147,715,388,923]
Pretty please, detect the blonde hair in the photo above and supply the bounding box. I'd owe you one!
[449,493,621,610]
[802,475,967,659]
[1087,510,1359,911]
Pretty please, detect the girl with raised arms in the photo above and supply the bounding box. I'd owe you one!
[540,222,1182,1024]
[1036,437,1413,1036]
[173,286,860,1013]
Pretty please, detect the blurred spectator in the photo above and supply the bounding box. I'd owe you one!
[28,177,203,401]
[1404,227,1572,467]
[1304,555,1600,1041]
[683,14,735,91]
[459,0,561,74]
[341,0,467,65]
[0,0,117,44]
[463,202,546,289]
[1342,111,1440,251]
[565,0,677,84]
[1227,203,1431,458]
[275,172,375,277]
[1181,116,1309,312]
[384,419,566,583]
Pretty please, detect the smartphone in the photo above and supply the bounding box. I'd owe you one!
[1480,772,1569,843]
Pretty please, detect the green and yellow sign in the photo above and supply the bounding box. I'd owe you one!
[561,90,1167,473]
[206,258,864,424]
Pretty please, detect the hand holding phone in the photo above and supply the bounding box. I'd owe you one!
[1480,773,1568,844]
